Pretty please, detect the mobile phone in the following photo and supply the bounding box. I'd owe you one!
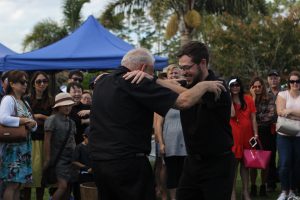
[249,137,257,147]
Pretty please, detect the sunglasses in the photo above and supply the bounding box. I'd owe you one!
[19,80,28,85]
[289,79,300,84]
[230,83,240,88]
[72,77,83,83]
[178,63,196,71]
[35,79,49,85]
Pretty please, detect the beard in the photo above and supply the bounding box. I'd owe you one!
[186,69,203,88]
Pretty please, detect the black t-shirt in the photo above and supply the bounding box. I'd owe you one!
[89,66,178,160]
[69,102,90,144]
[73,143,91,170]
[180,70,233,156]
[28,98,53,140]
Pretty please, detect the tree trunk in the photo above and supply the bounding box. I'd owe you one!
[179,15,192,46]
[180,32,191,46]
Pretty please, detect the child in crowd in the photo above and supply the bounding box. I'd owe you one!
[43,93,76,200]
[73,126,93,184]
[71,126,93,200]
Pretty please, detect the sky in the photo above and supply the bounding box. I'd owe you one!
[0,0,111,53]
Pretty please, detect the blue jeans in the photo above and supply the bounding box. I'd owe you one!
[277,135,300,191]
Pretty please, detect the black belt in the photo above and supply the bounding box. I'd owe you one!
[189,151,232,161]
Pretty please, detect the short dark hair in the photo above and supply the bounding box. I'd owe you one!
[68,70,83,79]
[177,41,209,65]
[67,82,83,93]
[6,70,28,95]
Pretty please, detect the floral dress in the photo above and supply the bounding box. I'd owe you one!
[0,97,33,183]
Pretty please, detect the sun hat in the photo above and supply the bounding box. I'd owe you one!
[53,92,75,108]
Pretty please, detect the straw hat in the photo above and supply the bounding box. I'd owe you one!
[53,92,75,108]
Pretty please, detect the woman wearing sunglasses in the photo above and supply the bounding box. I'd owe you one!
[0,70,37,200]
[276,71,300,200]
[22,71,53,200]
[229,77,258,200]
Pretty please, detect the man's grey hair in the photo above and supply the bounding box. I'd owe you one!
[121,48,155,70]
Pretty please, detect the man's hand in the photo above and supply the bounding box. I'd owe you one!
[123,70,153,84]
[78,110,90,117]
[94,73,109,83]
[202,81,226,101]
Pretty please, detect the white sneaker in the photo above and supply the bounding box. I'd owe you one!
[287,192,300,200]
[277,192,287,200]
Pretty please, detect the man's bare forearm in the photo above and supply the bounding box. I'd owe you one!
[156,79,187,94]
[174,82,208,110]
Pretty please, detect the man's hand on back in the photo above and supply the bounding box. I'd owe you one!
[123,70,153,84]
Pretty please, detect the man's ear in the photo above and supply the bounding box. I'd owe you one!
[199,59,207,68]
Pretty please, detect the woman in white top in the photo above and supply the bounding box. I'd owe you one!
[276,70,300,200]
[0,70,37,200]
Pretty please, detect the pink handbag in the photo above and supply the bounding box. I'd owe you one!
[243,138,271,169]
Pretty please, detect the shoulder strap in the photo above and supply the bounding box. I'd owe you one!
[21,98,33,116]
[51,118,73,167]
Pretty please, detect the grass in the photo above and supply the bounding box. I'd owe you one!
[29,179,280,200]
[235,177,279,200]
[28,158,280,200]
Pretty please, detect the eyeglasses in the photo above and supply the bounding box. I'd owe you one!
[35,79,49,85]
[289,79,300,84]
[72,77,83,83]
[178,63,196,71]
[252,85,262,89]
[230,83,240,88]
[19,80,28,85]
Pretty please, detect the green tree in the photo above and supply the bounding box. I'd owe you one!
[62,0,90,32]
[23,0,89,51]
[23,19,68,51]
[204,4,300,82]
[100,0,268,47]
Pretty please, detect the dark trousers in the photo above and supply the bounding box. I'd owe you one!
[177,152,235,200]
[277,135,300,191]
[267,132,278,187]
[258,125,278,186]
[164,156,186,189]
[92,156,155,200]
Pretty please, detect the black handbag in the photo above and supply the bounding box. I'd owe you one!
[41,119,72,187]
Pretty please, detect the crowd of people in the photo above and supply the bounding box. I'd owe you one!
[0,41,299,200]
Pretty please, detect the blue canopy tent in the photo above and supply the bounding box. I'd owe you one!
[3,15,168,71]
[0,43,16,68]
